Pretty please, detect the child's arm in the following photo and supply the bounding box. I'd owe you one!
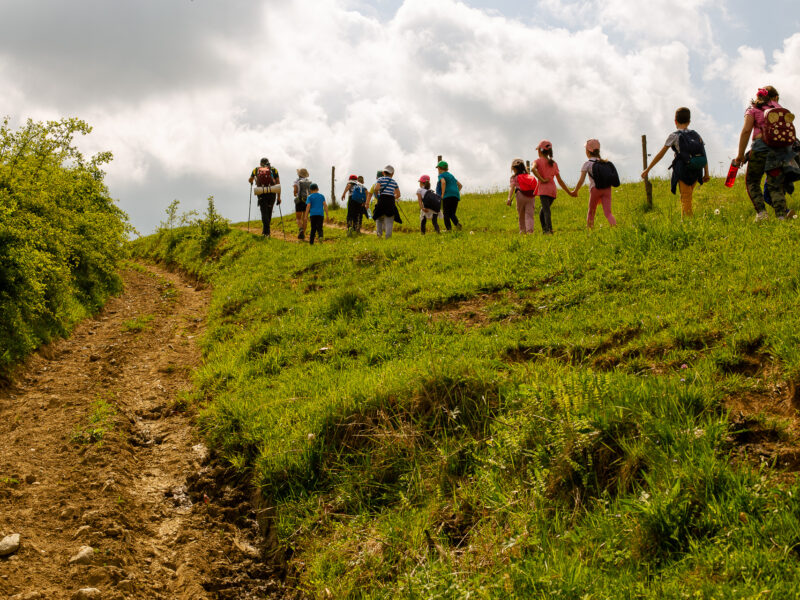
[735,114,756,165]
[457,179,463,191]
[440,177,447,197]
[507,181,515,206]
[641,146,669,179]
[323,200,329,220]
[305,203,311,220]
[417,190,425,209]
[341,183,350,202]
[570,172,587,197]
[532,163,549,183]
[555,173,572,193]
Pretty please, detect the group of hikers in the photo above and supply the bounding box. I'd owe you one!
[248,86,798,241]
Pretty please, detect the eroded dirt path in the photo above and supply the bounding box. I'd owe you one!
[0,264,285,599]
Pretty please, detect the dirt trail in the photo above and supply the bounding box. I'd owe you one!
[0,264,286,599]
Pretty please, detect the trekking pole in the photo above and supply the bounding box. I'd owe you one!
[277,198,286,240]
[248,184,252,233]
[397,201,409,228]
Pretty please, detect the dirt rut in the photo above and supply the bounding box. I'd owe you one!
[0,264,286,599]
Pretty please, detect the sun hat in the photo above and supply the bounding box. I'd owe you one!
[383,165,395,176]
[297,168,309,178]
[585,139,601,152]
[436,160,448,170]
[348,174,358,181]
[419,174,431,183]
[536,140,552,151]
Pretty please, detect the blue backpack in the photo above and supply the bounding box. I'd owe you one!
[350,183,367,204]
[677,130,707,171]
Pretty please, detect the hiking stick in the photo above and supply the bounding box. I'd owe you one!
[277,198,286,240]
[248,184,252,233]
[396,201,409,227]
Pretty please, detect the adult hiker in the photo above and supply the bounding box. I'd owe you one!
[293,168,311,239]
[341,174,368,234]
[436,160,463,231]
[248,158,281,237]
[734,86,797,221]
[368,165,402,239]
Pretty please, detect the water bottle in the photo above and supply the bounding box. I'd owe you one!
[724,161,739,188]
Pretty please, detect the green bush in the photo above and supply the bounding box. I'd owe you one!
[0,117,129,375]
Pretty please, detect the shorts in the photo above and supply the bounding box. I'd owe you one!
[295,201,307,214]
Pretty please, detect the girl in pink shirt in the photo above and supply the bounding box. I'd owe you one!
[532,140,572,234]
[570,139,617,228]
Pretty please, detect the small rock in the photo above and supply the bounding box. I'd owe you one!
[89,355,100,362]
[10,592,43,600]
[73,525,91,539]
[69,545,95,565]
[72,589,101,600]
[0,533,21,557]
[25,474,37,484]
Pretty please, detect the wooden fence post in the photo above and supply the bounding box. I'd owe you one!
[642,134,653,208]
[437,155,442,164]
[331,166,336,209]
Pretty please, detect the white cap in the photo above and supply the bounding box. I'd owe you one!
[383,165,395,176]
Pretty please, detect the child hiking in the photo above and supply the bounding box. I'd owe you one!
[417,175,441,234]
[532,141,571,234]
[436,161,463,231]
[369,165,402,239]
[641,107,710,217]
[293,168,311,239]
[248,158,281,237]
[571,139,619,228]
[304,183,329,245]
[507,158,537,233]
[734,86,797,221]
[341,174,367,234]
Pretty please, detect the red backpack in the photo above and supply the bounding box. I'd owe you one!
[255,166,274,187]
[516,173,539,197]
[762,106,796,148]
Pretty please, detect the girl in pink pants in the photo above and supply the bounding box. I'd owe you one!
[507,159,536,233]
[570,139,618,228]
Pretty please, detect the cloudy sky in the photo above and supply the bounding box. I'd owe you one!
[2,0,798,234]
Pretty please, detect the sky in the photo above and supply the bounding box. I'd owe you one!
[1,0,798,234]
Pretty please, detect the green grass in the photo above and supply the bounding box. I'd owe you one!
[133,177,800,598]
[71,396,117,445]
[121,314,155,332]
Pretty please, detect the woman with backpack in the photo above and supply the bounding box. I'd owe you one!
[532,141,572,234]
[293,168,311,239]
[734,86,797,220]
[506,158,536,234]
[569,139,618,228]
[417,175,441,234]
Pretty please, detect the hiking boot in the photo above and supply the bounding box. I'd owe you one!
[780,209,797,221]
[754,211,769,222]
[298,230,305,240]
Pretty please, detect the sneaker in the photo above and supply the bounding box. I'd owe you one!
[455,223,463,231]
[298,230,304,240]
[780,209,796,220]
[755,211,769,222]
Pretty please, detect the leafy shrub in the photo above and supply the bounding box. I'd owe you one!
[0,117,129,375]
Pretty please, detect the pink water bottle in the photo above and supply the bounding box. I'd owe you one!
[725,161,739,188]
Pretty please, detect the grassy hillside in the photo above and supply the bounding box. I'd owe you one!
[135,178,800,598]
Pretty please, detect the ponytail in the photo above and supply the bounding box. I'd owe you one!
[541,148,554,167]
[751,85,779,108]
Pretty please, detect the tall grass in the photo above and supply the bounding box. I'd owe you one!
[134,177,800,598]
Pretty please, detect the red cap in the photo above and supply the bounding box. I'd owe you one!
[537,140,552,151]
[419,174,430,183]
[348,174,358,181]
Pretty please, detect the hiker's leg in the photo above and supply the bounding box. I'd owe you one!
[356,210,363,232]
[260,196,275,236]
[309,216,317,244]
[540,196,553,233]
[598,188,617,226]
[765,169,789,217]
[516,195,524,233]
[449,198,461,227]
[678,181,695,217]
[587,189,600,228]
[432,214,440,233]
[745,150,768,214]
[384,216,394,239]
[421,213,427,234]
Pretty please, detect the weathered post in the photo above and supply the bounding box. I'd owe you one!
[331,166,336,209]
[642,134,653,208]
[437,155,442,164]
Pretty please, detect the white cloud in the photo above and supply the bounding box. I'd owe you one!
[2,0,785,233]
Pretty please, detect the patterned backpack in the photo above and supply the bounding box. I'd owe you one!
[763,106,797,148]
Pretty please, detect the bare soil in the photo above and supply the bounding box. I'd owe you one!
[0,263,288,599]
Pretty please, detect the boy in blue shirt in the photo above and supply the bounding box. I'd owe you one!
[304,184,329,245]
